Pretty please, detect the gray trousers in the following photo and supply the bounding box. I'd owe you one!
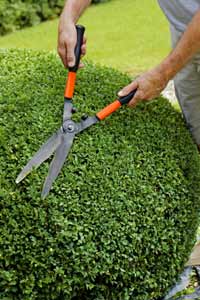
[170,25,200,145]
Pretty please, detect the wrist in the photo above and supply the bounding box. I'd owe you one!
[59,13,75,33]
[158,53,183,81]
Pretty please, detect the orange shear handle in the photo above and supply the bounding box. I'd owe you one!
[64,25,85,100]
[64,72,76,99]
[96,100,121,120]
[96,89,137,121]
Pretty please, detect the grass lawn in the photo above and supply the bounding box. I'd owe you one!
[0,0,171,76]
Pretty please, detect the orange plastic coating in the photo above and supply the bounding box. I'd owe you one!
[64,72,76,99]
[96,100,122,120]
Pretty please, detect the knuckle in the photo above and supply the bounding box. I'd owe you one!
[67,55,74,61]
[67,37,76,46]
[67,39,72,46]
[138,91,145,99]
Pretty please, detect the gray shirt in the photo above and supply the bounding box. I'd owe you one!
[158,0,200,32]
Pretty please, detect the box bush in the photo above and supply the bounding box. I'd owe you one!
[0,0,110,36]
[0,49,200,300]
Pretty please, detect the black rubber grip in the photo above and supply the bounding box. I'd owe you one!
[68,25,85,72]
[118,89,137,105]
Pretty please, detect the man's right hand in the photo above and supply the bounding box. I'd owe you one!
[57,21,87,69]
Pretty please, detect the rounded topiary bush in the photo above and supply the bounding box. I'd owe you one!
[1,49,200,300]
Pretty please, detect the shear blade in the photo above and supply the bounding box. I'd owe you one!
[41,133,75,198]
[16,130,61,184]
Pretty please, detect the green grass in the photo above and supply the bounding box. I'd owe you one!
[0,0,170,75]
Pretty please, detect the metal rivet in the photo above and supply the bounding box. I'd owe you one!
[81,114,89,121]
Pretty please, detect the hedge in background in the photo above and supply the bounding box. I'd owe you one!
[1,49,200,300]
[0,0,110,36]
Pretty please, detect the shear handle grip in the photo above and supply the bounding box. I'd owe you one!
[119,89,137,105]
[68,25,85,73]
[96,89,137,121]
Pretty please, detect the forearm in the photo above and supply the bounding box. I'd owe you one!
[159,10,200,80]
[118,10,200,107]
[59,0,91,28]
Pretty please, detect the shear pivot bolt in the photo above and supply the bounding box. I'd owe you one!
[63,122,75,132]
[67,124,74,131]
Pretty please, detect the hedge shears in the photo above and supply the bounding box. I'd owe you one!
[16,25,136,198]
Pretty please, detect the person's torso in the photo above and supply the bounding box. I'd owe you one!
[158,0,200,31]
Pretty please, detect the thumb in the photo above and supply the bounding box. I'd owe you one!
[118,80,139,98]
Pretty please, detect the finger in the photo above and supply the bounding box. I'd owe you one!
[81,35,87,56]
[57,45,67,68]
[83,35,87,44]
[79,62,84,69]
[128,90,144,108]
[127,99,139,108]
[81,44,86,56]
[118,80,139,97]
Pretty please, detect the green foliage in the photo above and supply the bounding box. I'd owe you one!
[0,0,110,36]
[0,0,62,35]
[1,49,200,300]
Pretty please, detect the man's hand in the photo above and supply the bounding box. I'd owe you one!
[118,66,169,108]
[118,10,200,108]
[57,0,90,68]
[58,21,87,68]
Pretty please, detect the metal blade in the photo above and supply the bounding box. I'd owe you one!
[77,116,99,134]
[16,130,61,183]
[41,133,75,198]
